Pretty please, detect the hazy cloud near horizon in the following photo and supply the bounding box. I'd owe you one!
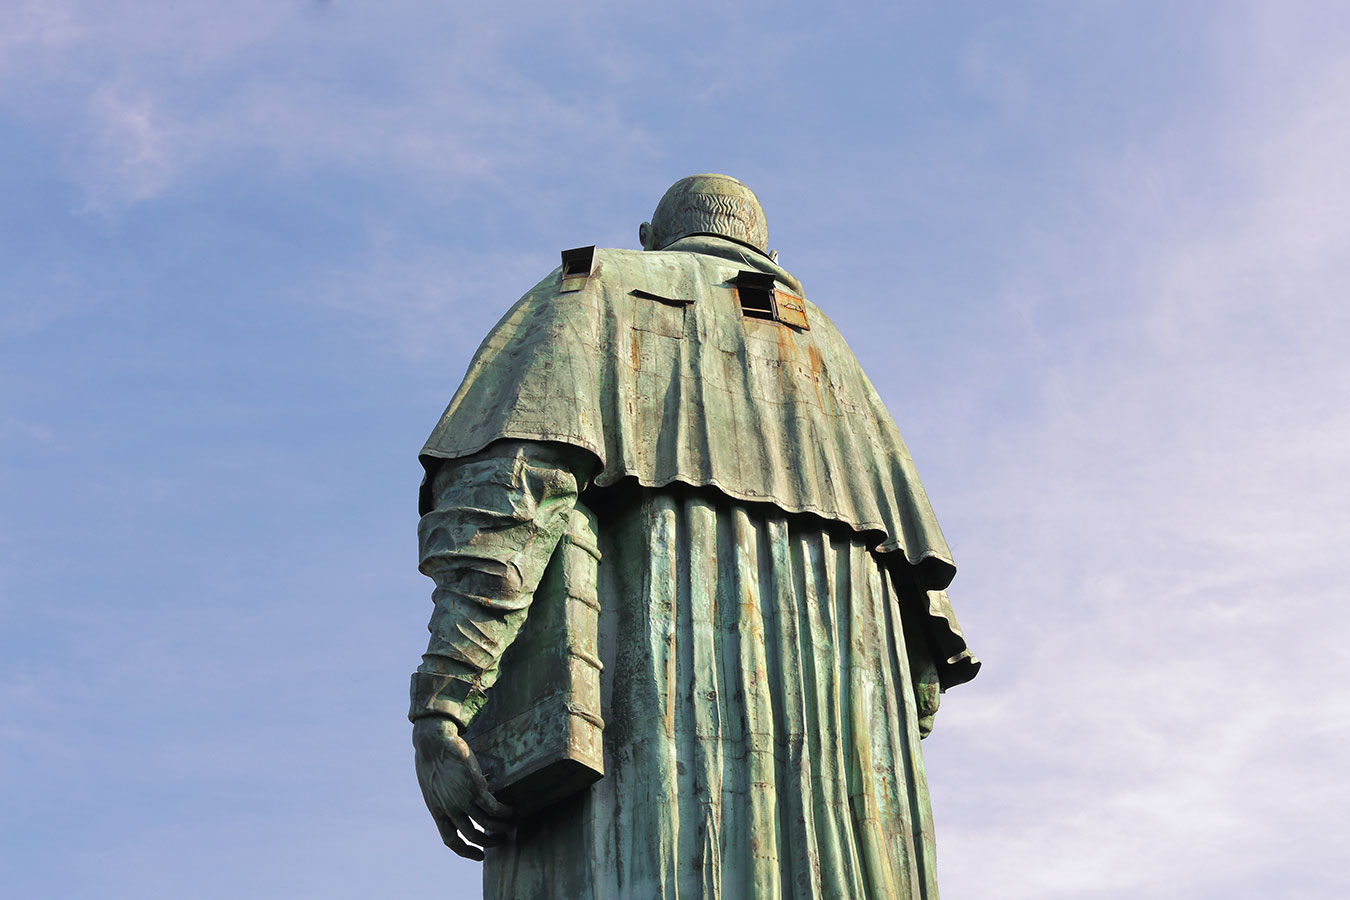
[2,3,1346,899]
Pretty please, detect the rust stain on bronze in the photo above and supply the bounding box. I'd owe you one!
[807,344,836,413]
[807,344,825,376]
[665,630,677,738]
[775,320,797,360]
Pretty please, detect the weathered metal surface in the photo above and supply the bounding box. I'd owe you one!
[463,503,605,816]
[773,286,810,330]
[421,233,976,686]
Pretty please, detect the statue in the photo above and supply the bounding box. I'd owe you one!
[410,174,979,899]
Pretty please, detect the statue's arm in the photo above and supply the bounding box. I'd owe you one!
[409,438,592,858]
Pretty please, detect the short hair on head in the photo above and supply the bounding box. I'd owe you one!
[649,174,769,253]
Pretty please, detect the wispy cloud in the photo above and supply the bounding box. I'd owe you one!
[3,2,652,212]
[926,7,1350,898]
[0,0,82,58]
[306,238,552,361]
[81,83,175,210]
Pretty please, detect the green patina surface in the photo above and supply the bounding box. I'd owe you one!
[411,176,978,899]
[421,235,976,686]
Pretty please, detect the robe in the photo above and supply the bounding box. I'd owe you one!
[412,236,978,899]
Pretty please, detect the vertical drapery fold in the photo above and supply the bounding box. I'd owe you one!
[485,489,939,900]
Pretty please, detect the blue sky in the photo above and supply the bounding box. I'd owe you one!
[2,2,1347,898]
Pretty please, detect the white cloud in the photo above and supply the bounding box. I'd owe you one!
[81,83,175,211]
[927,8,1350,898]
[2,1,653,212]
[306,239,552,361]
[0,0,82,57]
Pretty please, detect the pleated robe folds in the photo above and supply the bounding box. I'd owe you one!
[485,487,940,900]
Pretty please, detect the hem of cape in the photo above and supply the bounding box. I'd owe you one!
[941,655,981,689]
[419,436,958,582]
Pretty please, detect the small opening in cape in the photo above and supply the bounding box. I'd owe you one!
[734,270,777,321]
[561,246,596,278]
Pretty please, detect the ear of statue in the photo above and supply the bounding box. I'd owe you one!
[639,221,654,251]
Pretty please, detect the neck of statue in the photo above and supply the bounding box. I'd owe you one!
[659,234,804,296]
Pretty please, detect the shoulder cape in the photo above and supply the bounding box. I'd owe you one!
[422,236,978,688]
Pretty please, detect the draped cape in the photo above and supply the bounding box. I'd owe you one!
[421,237,978,688]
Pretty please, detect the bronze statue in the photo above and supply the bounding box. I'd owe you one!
[410,174,979,898]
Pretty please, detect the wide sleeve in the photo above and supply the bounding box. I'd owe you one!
[408,440,591,729]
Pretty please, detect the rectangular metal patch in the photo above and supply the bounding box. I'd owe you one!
[774,288,809,330]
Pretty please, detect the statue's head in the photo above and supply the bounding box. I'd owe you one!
[640,174,769,256]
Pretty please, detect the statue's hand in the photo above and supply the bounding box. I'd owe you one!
[412,716,515,859]
[915,680,940,739]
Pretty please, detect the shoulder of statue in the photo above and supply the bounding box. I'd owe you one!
[541,243,845,343]
[543,244,712,303]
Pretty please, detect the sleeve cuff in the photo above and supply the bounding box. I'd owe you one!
[408,671,484,727]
